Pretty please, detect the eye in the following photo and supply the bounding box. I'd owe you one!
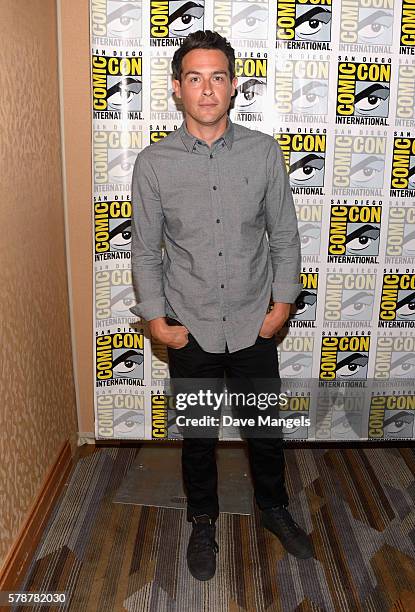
[299,223,320,251]
[291,291,317,316]
[341,292,373,319]
[113,350,144,377]
[403,231,415,255]
[354,85,389,114]
[232,6,268,35]
[114,410,144,434]
[350,156,384,184]
[109,220,131,250]
[107,78,142,109]
[108,152,137,180]
[390,354,415,378]
[396,291,415,318]
[236,79,266,106]
[169,2,204,36]
[383,411,414,435]
[107,5,141,35]
[290,154,324,184]
[357,11,393,41]
[346,224,380,252]
[331,416,353,436]
[295,8,332,38]
[293,81,328,111]
[111,287,135,315]
[280,355,312,377]
[336,353,368,377]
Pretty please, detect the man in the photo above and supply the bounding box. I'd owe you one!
[130,30,313,581]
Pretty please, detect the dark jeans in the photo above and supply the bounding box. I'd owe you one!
[167,323,288,522]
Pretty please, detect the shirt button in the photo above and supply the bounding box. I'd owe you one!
[210,153,213,159]
[218,251,222,256]
[213,185,217,190]
[216,218,220,223]
[220,284,224,288]
[223,316,226,321]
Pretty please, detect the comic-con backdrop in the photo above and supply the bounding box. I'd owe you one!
[91,0,415,442]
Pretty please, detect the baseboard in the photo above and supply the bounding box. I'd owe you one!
[0,439,74,590]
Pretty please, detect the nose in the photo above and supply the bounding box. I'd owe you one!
[202,78,213,96]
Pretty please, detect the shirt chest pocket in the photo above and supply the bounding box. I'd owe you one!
[231,173,267,224]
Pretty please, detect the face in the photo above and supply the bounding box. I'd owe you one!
[172,49,237,127]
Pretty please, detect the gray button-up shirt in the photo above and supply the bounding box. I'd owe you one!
[129,119,303,353]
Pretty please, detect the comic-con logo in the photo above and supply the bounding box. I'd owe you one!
[385,207,415,264]
[369,395,415,439]
[339,0,394,49]
[276,0,332,49]
[277,335,314,378]
[324,272,376,324]
[213,0,268,42]
[151,392,168,439]
[96,332,144,385]
[274,131,326,194]
[96,394,145,439]
[400,0,415,53]
[92,54,142,119]
[315,391,365,440]
[275,58,329,120]
[289,271,318,326]
[296,203,323,260]
[396,64,415,128]
[150,0,205,45]
[327,204,381,263]
[333,134,386,195]
[94,199,131,261]
[91,0,142,41]
[319,335,370,380]
[336,61,391,125]
[375,335,415,379]
[379,273,415,327]
[150,56,184,116]
[93,130,141,190]
[233,55,267,121]
[95,268,136,322]
[390,137,415,196]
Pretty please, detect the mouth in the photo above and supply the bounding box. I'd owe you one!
[199,103,218,107]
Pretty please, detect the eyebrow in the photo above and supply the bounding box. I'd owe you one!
[183,70,228,77]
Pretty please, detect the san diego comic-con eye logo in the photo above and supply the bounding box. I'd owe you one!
[212,0,268,42]
[275,58,329,122]
[274,131,326,194]
[336,60,391,125]
[390,137,415,197]
[339,0,394,51]
[96,394,145,439]
[91,0,142,41]
[399,0,415,54]
[375,334,415,379]
[276,0,332,50]
[93,130,142,191]
[319,334,371,380]
[233,55,267,121]
[96,331,145,385]
[368,394,415,440]
[379,273,415,327]
[288,271,318,326]
[327,203,382,264]
[297,206,322,259]
[150,0,205,45]
[385,206,415,265]
[94,199,132,261]
[95,268,136,324]
[332,134,386,195]
[324,272,377,326]
[277,335,314,378]
[315,389,366,440]
[396,64,415,128]
[92,55,143,119]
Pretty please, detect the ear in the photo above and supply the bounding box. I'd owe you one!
[172,78,181,99]
[231,76,238,97]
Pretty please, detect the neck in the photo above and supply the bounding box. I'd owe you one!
[185,114,229,148]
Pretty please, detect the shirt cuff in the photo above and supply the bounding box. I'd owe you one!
[271,282,304,304]
[129,298,166,321]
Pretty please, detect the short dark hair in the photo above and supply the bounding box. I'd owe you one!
[171,30,235,82]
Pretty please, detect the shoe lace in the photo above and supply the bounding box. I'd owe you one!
[190,517,219,554]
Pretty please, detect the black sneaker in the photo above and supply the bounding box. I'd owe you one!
[187,514,219,581]
[261,506,313,559]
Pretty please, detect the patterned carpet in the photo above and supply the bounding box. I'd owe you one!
[16,446,415,611]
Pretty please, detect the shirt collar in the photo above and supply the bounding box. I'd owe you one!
[179,117,234,152]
